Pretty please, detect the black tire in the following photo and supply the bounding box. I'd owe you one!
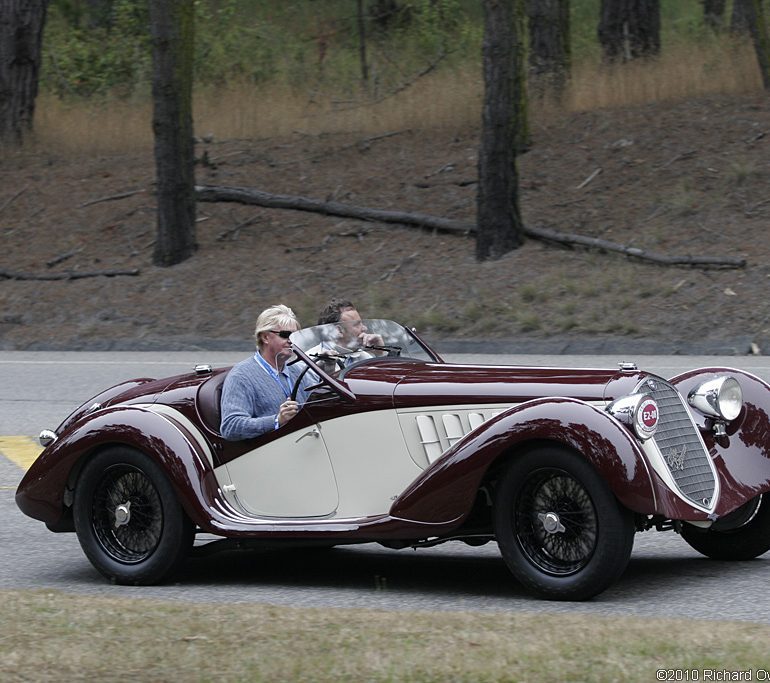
[494,447,635,601]
[681,494,770,560]
[73,446,194,585]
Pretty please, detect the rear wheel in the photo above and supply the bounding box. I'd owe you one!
[74,446,194,584]
[495,447,635,601]
[681,494,770,560]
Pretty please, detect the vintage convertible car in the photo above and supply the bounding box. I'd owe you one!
[16,320,770,600]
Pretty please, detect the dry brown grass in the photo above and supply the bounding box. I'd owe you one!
[30,37,763,155]
[569,40,761,111]
[2,590,768,682]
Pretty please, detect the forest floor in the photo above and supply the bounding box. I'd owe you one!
[2,92,770,354]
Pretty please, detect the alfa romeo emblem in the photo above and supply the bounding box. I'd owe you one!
[665,444,686,471]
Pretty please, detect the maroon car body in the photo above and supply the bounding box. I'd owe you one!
[16,320,770,600]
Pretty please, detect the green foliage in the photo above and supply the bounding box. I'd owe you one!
[570,0,726,61]
[40,0,481,100]
[193,0,278,85]
[43,0,151,98]
[40,0,763,101]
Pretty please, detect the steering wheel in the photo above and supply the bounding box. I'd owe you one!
[287,352,355,403]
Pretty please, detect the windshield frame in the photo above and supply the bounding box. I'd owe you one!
[288,320,440,402]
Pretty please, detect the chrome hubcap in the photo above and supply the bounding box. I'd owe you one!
[114,501,131,529]
[538,511,566,535]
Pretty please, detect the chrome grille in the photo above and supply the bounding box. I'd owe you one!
[639,377,716,507]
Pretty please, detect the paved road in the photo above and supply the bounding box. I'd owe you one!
[2,351,769,622]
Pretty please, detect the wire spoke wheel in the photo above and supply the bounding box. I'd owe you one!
[515,469,598,575]
[74,447,194,585]
[495,447,634,601]
[92,465,163,563]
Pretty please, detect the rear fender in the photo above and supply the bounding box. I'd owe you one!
[15,405,218,530]
[390,397,655,525]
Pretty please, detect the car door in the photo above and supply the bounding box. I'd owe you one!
[314,410,425,518]
[220,423,339,518]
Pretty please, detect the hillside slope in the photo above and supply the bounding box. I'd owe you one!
[2,93,769,353]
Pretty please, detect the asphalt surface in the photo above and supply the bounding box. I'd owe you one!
[1,351,769,623]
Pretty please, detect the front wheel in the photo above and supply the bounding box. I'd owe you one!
[73,446,194,585]
[681,494,770,560]
[494,447,635,601]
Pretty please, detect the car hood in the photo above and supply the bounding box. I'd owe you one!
[342,361,646,409]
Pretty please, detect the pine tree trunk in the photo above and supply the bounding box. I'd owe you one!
[598,0,660,62]
[476,0,524,261]
[512,0,529,152]
[149,0,197,267]
[527,0,570,99]
[748,0,770,89]
[702,0,726,31]
[731,0,752,34]
[0,0,48,145]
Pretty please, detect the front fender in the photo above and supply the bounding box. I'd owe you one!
[15,405,219,530]
[669,367,770,515]
[390,397,655,525]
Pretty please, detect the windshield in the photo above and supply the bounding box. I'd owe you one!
[290,319,436,369]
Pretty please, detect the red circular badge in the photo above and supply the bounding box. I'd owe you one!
[640,399,658,429]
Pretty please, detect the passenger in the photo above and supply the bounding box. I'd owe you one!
[220,304,313,440]
[308,298,385,369]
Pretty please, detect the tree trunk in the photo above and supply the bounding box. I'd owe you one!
[0,0,48,145]
[85,0,114,29]
[598,0,660,62]
[512,0,529,152]
[730,0,770,89]
[731,0,752,34]
[702,0,726,31]
[149,0,196,267]
[527,0,570,99]
[747,0,770,89]
[356,0,369,83]
[476,0,524,261]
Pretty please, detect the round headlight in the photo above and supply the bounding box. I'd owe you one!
[607,393,658,440]
[688,376,743,421]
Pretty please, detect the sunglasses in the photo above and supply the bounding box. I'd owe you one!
[269,330,293,339]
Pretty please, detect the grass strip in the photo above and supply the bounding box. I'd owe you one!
[1,590,768,682]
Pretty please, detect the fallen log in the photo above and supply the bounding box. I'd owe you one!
[195,185,474,235]
[195,184,746,269]
[524,225,746,269]
[0,186,27,215]
[79,189,146,208]
[0,268,140,281]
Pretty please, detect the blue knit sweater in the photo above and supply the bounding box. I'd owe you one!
[220,353,313,440]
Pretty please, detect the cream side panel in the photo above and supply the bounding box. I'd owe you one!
[318,411,423,518]
[222,427,339,518]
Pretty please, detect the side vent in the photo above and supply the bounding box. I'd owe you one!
[416,415,443,463]
[468,412,485,431]
[442,414,464,446]
[407,407,513,468]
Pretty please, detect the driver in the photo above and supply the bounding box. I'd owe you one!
[307,298,385,370]
[220,304,315,440]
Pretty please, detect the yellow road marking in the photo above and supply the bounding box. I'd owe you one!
[0,436,42,472]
